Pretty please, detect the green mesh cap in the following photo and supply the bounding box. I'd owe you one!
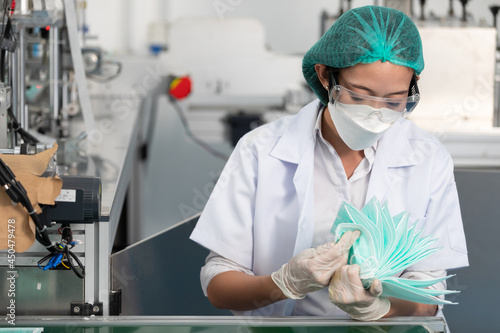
[303,5,424,105]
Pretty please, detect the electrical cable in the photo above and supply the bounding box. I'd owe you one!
[37,253,55,269]
[60,254,70,269]
[59,222,85,278]
[0,1,10,81]
[7,107,39,144]
[167,96,229,161]
[0,0,16,81]
[35,222,85,278]
[64,245,85,278]
[1,0,8,28]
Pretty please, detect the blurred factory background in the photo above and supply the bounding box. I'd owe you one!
[0,0,499,332]
[82,0,500,239]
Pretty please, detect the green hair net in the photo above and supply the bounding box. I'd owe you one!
[303,5,424,105]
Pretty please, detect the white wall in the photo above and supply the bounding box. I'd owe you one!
[85,0,500,56]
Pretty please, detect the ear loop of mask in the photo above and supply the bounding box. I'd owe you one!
[409,75,419,97]
[407,75,420,113]
[327,70,339,103]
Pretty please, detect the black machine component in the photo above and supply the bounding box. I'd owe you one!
[0,36,16,52]
[459,0,469,22]
[226,112,263,147]
[81,47,102,75]
[109,289,122,316]
[491,6,500,28]
[419,0,426,21]
[490,5,500,50]
[40,175,101,225]
[70,301,103,316]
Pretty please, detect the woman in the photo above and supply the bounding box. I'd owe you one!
[190,5,468,320]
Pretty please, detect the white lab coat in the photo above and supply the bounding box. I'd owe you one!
[190,99,469,316]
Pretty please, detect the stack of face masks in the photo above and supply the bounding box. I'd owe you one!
[330,197,459,305]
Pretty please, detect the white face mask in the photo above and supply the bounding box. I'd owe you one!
[328,101,399,151]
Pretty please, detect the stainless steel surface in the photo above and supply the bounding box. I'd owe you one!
[495,60,500,127]
[0,143,53,155]
[64,0,96,134]
[126,143,142,245]
[9,25,27,137]
[0,267,84,315]
[111,213,231,316]
[84,222,96,313]
[62,71,69,117]
[73,59,164,245]
[12,10,64,28]
[10,44,17,147]
[99,217,110,316]
[49,25,59,135]
[443,168,500,333]
[18,0,30,14]
[0,85,11,148]
[66,70,155,239]
[18,28,26,129]
[187,95,284,111]
[1,315,446,332]
[126,78,168,245]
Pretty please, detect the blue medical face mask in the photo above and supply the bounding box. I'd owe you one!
[331,197,459,305]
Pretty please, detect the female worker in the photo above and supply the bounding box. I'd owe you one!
[190,5,468,320]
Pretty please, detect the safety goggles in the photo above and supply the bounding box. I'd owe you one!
[328,75,420,123]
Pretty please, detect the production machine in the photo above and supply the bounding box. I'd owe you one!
[0,0,125,318]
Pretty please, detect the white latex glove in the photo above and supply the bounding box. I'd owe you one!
[329,264,390,321]
[271,230,360,299]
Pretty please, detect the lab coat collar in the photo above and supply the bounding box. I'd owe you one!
[377,119,419,168]
[269,99,321,164]
[365,119,419,206]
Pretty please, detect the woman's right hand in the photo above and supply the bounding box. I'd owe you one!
[328,264,390,321]
[271,230,360,299]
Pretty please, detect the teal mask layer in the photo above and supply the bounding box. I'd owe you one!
[330,197,459,305]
